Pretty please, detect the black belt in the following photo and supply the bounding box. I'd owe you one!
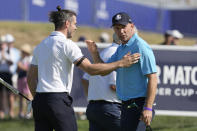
[122,97,145,104]
[89,100,121,105]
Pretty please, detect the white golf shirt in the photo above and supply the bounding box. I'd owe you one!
[31,31,83,93]
[83,43,121,103]
[0,50,12,72]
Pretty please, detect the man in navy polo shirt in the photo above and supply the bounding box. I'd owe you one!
[86,12,157,131]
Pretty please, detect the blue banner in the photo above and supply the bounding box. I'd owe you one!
[94,0,159,30]
[0,0,197,35]
[0,0,21,20]
[154,46,197,112]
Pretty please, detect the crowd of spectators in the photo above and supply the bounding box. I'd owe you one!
[0,34,32,119]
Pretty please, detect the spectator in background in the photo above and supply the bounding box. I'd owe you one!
[4,34,20,118]
[0,35,8,119]
[78,36,86,42]
[17,44,33,119]
[0,35,14,119]
[5,34,21,74]
[170,30,184,45]
[99,32,110,43]
[82,33,121,131]
[161,30,183,45]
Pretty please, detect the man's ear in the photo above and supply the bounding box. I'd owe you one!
[130,23,134,28]
[65,20,70,28]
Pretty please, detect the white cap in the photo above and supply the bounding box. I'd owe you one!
[5,34,15,43]
[100,32,109,43]
[0,35,6,43]
[166,30,183,39]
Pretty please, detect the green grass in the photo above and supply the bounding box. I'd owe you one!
[0,116,197,131]
[0,21,196,50]
[0,118,88,131]
[0,119,34,131]
[151,116,197,131]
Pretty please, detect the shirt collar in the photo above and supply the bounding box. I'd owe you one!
[121,33,138,47]
[50,31,66,38]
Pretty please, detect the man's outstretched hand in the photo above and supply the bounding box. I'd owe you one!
[120,52,140,67]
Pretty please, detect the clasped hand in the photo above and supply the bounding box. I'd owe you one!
[121,52,140,67]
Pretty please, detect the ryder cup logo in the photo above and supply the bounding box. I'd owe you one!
[115,14,121,20]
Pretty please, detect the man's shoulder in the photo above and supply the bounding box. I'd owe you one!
[135,36,151,49]
[49,35,76,48]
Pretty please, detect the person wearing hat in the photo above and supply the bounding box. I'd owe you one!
[170,30,183,45]
[0,35,11,119]
[161,30,183,45]
[86,12,157,131]
[17,44,33,119]
[5,34,21,73]
[99,32,110,43]
[27,6,140,131]
[4,34,21,118]
[78,36,86,42]
[0,35,15,119]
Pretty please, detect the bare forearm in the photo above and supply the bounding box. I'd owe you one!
[90,50,104,63]
[81,79,89,97]
[145,73,158,108]
[78,53,140,76]
[27,76,37,97]
[18,62,29,71]
[27,65,38,98]
[81,60,122,76]
[90,63,118,75]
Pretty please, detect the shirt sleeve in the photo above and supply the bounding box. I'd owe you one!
[83,73,90,80]
[64,40,84,63]
[108,71,116,85]
[31,48,38,65]
[107,49,118,63]
[140,46,157,75]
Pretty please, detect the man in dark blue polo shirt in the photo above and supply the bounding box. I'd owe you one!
[86,12,157,131]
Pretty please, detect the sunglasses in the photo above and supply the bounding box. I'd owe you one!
[146,125,152,131]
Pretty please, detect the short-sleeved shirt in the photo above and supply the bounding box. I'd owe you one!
[31,31,83,93]
[107,33,157,101]
[9,47,21,74]
[83,43,120,103]
[0,50,12,72]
